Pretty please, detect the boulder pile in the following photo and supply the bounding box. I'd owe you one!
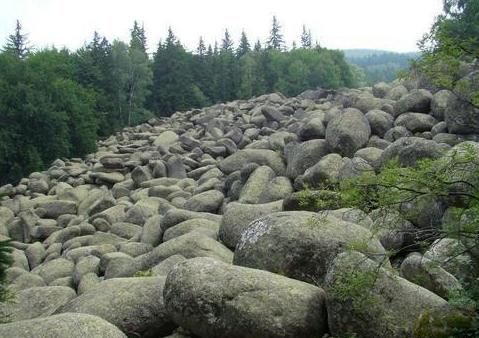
[0,81,477,337]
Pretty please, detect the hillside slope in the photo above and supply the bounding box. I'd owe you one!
[0,79,478,337]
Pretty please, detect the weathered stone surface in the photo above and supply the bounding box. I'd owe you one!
[0,313,128,338]
[57,277,175,338]
[164,257,328,338]
[163,218,219,242]
[400,253,463,300]
[326,108,371,157]
[365,109,394,137]
[324,251,447,338]
[395,112,437,133]
[285,139,330,178]
[35,200,78,219]
[394,89,432,115]
[183,190,224,213]
[218,149,286,175]
[138,231,233,270]
[31,258,74,284]
[219,201,283,249]
[0,286,76,321]
[234,211,387,284]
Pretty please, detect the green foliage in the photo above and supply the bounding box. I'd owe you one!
[0,240,13,303]
[329,268,379,312]
[133,269,153,277]
[416,0,479,107]
[346,51,419,85]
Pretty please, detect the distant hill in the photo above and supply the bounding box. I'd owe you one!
[343,49,420,85]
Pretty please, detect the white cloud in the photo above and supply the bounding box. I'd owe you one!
[0,0,443,53]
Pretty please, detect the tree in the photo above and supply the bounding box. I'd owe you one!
[221,29,234,52]
[300,25,313,49]
[268,16,285,50]
[416,0,479,107]
[237,31,251,58]
[197,36,206,57]
[126,22,152,125]
[254,40,263,52]
[130,20,147,54]
[3,20,30,60]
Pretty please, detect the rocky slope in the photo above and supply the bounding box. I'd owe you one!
[0,80,478,337]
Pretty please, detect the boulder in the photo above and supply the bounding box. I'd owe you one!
[31,258,74,284]
[400,253,463,300]
[0,286,76,322]
[163,218,219,242]
[0,313,127,338]
[218,149,286,176]
[365,109,394,137]
[164,257,328,338]
[285,139,329,178]
[183,190,224,213]
[325,251,448,338]
[326,108,371,157]
[219,201,283,249]
[138,231,234,270]
[394,89,432,115]
[233,211,387,284]
[56,277,175,337]
[394,112,437,133]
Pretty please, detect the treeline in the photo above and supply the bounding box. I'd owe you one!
[0,18,357,184]
[345,50,419,85]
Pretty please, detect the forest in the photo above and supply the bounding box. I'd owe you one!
[345,50,419,85]
[0,18,357,184]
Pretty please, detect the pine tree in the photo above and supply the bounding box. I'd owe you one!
[254,40,263,52]
[268,16,284,50]
[300,25,313,49]
[130,20,147,54]
[237,31,251,58]
[197,36,206,56]
[222,29,234,52]
[4,20,30,59]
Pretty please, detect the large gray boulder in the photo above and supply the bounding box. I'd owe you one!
[36,200,78,219]
[56,277,176,338]
[431,89,453,120]
[400,253,463,300]
[445,92,479,134]
[365,109,394,137]
[218,201,283,249]
[218,149,286,175]
[238,165,275,204]
[325,251,448,338]
[326,108,371,157]
[138,231,234,270]
[0,313,127,338]
[183,190,224,213]
[233,211,387,284]
[0,286,76,322]
[163,218,219,242]
[394,89,432,115]
[394,113,437,133]
[285,139,329,178]
[379,137,450,167]
[31,258,74,284]
[164,257,328,338]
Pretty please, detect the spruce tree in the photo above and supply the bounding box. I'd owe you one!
[221,29,234,52]
[197,36,206,56]
[4,20,30,59]
[254,40,263,52]
[237,31,251,58]
[130,20,147,54]
[268,16,285,50]
[300,25,313,49]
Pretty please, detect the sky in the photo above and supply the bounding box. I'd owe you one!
[0,0,444,54]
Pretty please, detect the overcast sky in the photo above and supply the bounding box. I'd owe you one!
[0,0,443,53]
